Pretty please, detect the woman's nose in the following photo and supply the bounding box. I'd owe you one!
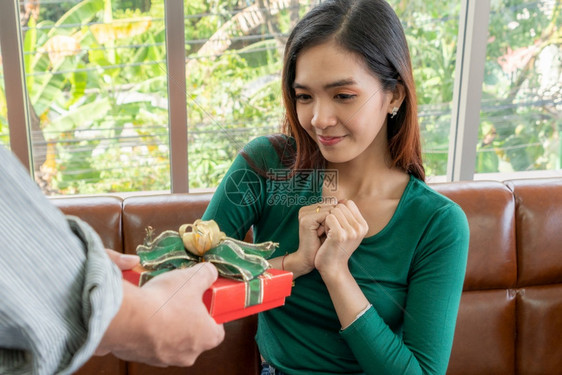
[311,102,337,129]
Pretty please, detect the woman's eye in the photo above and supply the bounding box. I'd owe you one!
[335,93,356,100]
[295,94,312,102]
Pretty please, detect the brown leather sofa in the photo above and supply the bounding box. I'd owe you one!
[51,177,562,375]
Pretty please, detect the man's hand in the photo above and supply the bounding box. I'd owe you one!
[97,252,225,367]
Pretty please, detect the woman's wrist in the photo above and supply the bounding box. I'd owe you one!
[318,263,352,285]
[283,251,314,279]
[269,250,314,278]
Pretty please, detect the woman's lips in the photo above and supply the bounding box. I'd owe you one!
[318,135,345,146]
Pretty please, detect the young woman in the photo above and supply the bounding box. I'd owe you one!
[202,0,469,373]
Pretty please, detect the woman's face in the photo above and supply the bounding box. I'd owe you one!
[293,39,395,166]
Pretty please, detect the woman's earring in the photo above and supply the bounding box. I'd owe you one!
[390,106,399,119]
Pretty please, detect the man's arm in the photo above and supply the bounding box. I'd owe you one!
[0,146,223,374]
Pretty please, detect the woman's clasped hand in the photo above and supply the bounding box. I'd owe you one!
[297,200,369,276]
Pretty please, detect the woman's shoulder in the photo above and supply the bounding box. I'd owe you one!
[243,134,295,152]
[241,134,296,170]
[406,177,468,226]
[405,178,470,256]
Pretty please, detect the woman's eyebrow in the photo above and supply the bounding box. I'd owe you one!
[324,79,357,89]
[293,78,357,90]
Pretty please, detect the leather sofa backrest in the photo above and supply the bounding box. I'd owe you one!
[52,195,124,252]
[51,178,562,375]
[433,181,517,374]
[508,178,562,375]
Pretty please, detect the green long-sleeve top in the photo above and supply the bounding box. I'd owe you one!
[202,136,469,375]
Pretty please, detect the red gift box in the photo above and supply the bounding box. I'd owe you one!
[122,267,293,324]
[203,268,293,324]
[122,264,146,286]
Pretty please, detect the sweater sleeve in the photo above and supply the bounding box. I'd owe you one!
[340,203,469,375]
[0,146,122,375]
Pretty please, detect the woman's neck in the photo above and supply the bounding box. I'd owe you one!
[331,168,405,201]
[325,143,409,202]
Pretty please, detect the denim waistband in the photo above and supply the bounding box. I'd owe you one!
[260,361,287,375]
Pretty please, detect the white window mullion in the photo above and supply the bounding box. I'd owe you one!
[165,0,189,193]
[447,0,491,181]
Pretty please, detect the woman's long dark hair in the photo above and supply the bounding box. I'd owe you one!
[281,0,425,181]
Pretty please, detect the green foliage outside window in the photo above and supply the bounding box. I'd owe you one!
[0,0,559,194]
[478,0,561,173]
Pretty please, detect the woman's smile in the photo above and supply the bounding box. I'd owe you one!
[317,135,346,146]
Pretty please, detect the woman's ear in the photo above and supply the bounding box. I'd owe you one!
[387,82,406,116]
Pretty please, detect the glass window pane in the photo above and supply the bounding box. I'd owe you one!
[22,0,170,195]
[184,0,312,190]
[184,0,460,188]
[390,0,461,179]
[477,0,561,175]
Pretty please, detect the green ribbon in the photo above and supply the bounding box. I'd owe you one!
[246,277,263,307]
[135,228,278,307]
